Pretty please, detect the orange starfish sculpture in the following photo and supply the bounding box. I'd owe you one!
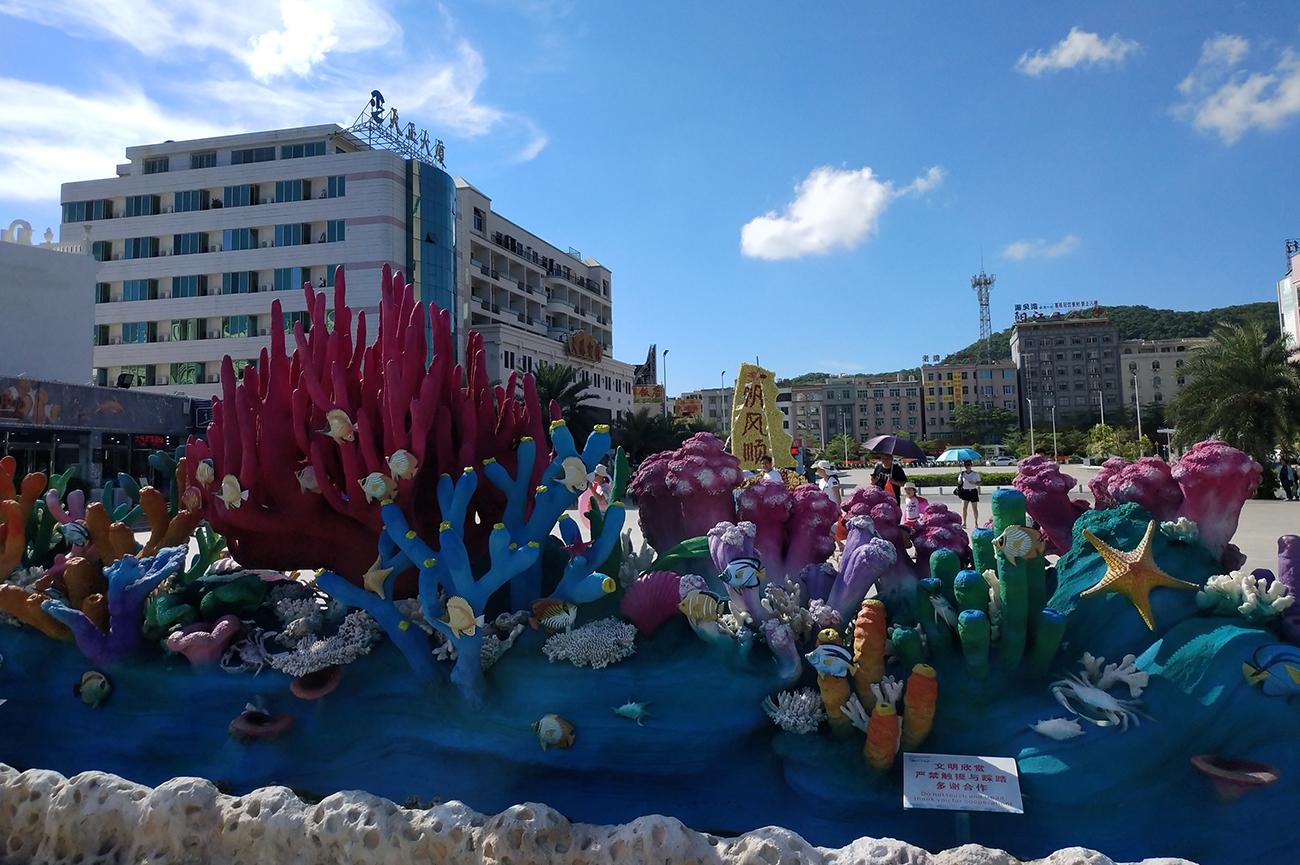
[1081,520,1199,631]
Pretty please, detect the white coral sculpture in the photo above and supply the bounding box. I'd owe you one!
[1197,571,1294,623]
[761,687,826,734]
[542,616,637,669]
[1160,517,1199,544]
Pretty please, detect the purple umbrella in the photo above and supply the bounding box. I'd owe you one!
[863,434,925,459]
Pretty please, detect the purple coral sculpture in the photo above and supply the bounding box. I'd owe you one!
[1013,455,1085,555]
[629,434,741,552]
[911,503,970,571]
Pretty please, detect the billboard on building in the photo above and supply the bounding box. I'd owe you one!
[632,385,664,405]
[673,397,702,419]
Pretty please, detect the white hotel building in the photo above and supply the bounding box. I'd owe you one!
[61,123,635,418]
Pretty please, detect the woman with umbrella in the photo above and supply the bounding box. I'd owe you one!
[863,435,920,504]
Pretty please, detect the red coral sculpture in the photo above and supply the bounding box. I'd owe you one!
[1013,455,1088,555]
[628,433,741,552]
[186,266,549,581]
[1171,440,1261,561]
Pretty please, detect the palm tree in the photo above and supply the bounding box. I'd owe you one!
[1171,322,1300,498]
[613,407,679,463]
[533,361,600,442]
[675,417,720,438]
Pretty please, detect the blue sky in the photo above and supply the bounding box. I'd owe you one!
[2,1,1298,392]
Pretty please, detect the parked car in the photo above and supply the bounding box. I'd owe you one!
[988,456,1016,466]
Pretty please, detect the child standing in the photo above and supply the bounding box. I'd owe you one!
[901,481,923,528]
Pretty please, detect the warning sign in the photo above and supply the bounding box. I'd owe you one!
[902,753,1023,814]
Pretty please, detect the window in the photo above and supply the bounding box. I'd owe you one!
[274,267,306,291]
[122,279,156,301]
[118,364,152,386]
[890,402,900,412]
[123,237,158,259]
[122,322,150,343]
[889,388,901,397]
[62,199,113,222]
[979,369,992,379]
[93,325,109,346]
[169,362,206,385]
[223,315,253,338]
[1004,400,1015,410]
[94,369,107,387]
[1003,384,1015,394]
[223,184,260,208]
[1154,392,1164,403]
[276,179,311,202]
[173,232,208,255]
[224,227,260,251]
[1153,376,1162,387]
[222,272,258,295]
[171,319,201,342]
[95,282,110,303]
[172,275,206,298]
[125,194,159,217]
[231,147,275,165]
[173,190,209,213]
[274,223,310,247]
[873,389,884,398]
[326,219,345,242]
[282,311,312,335]
[1175,359,1184,368]
[1177,376,1186,386]
[142,156,169,174]
[326,175,346,198]
[91,240,111,262]
[280,142,325,159]
[190,151,216,169]
[473,207,485,232]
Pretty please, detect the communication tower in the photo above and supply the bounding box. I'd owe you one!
[971,269,995,364]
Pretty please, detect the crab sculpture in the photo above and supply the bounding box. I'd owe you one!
[1049,652,1150,731]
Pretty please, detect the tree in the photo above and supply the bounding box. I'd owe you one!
[1087,423,1154,461]
[534,361,599,443]
[819,434,861,463]
[1171,322,1300,498]
[951,404,1018,444]
[675,416,720,438]
[1002,430,1028,457]
[613,407,680,464]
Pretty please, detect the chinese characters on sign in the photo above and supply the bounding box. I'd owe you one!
[1013,300,1100,323]
[564,331,604,364]
[673,397,702,419]
[728,363,795,470]
[366,90,446,166]
[902,753,1024,814]
[632,385,664,405]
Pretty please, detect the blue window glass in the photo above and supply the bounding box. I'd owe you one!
[190,151,216,169]
[275,179,311,202]
[125,194,159,217]
[62,199,113,222]
[231,147,275,165]
[280,142,325,159]
[223,315,252,338]
[172,275,206,298]
[122,279,156,301]
[223,228,259,251]
[91,240,111,261]
[326,175,346,198]
[94,282,110,303]
[171,319,201,342]
[123,237,158,259]
[173,232,208,255]
[174,190,209,212]
[142,157,169,174]
[221,272,258,295]
[326,219,345,242]
[223,184,259,208]
[273,267,305,291]
[122,322,149,343]
[94,368,107,387]
[282,311,312,335]
[274,223,310,247]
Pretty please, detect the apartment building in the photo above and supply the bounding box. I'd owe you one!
[920,360,1020,440]
[789,382,825,448]
[675,384,792,438]
[1010,315,1122,427]
[454,180,634,418]
[62,124,456,398]
[820,374,924,442]
[1279,241,1300,356]
[1119,338,1210,411]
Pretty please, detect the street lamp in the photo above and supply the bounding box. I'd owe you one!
[662,349,670,419]
[1133,373,1143,456]
[841,406,850,464]
[1051,405,1058,460]
[1027,398,1035,453]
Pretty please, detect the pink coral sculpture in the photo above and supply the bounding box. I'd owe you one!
[1013,455,1086,555]
[1098,457,1184,521]
[911,503,970,570]
[165,614,241,665]
[620,571,682,636]
[628,434,742,553]
[1088,457,1127,509]
[841,486,904,552]
[1172,441,1262,561]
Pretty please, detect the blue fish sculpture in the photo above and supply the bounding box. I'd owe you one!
[805,643,858,678]
[721,556,764,590]
[1242,644,1300,698]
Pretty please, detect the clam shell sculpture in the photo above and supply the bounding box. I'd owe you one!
[1190,754,1279,802]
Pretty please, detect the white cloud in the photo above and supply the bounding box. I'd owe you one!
[1174,34,1300,144]
[0,0,548,206]
[1016,27,1140,76]
[1001,234,1081,261]
[740,164,944,261]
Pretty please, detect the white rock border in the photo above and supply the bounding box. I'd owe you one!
[0,763,1190,865]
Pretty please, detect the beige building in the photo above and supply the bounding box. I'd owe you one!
[788,382,825,448]
[1279,242,1299,358]
[820,374,924,444]
[921,360,1020,440]
[454,179,634,418]
[675,384,792,439]
[1119,338,1210,411]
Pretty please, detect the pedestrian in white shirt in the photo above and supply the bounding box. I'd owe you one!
[812,459,842,509]
[759,455,783,484]
[956,459,982,528]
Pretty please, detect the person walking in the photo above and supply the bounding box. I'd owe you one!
[871,453,908,503]
[1282,460,1297,502]
[813,459,842,509]
[957,459,982,528]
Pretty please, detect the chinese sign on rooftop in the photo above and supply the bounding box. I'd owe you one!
[1013,300,1100,323]
[901,753,1024,814]
[729,362,794,470]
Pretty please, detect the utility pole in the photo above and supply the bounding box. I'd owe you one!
[1051,406,1058,460]
[662,349,670,419]
[1028,398,1035,453]
[1133,373,1143,456]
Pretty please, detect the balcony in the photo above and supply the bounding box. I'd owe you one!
[546,295,570,312]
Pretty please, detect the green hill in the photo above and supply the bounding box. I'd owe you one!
[941,300,1277,364]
